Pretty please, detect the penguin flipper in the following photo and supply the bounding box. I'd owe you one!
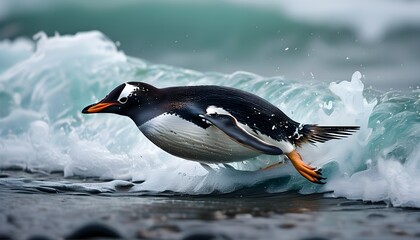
[200,113,283,155]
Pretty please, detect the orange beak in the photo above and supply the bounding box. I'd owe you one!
[82,102,118,114]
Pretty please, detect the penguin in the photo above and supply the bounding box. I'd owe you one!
[82,82,359,184]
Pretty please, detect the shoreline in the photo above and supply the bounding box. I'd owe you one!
[1,186,420,239]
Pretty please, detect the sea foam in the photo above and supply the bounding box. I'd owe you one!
[0,31,419,208]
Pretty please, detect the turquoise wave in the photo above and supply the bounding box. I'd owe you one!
[0,31,419,207]
[1,0,420,90]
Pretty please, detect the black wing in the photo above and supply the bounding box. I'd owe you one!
[200,113,283,155]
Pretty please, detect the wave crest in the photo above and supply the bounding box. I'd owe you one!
[0,31,418,208]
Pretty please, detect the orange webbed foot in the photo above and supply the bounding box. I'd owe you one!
[286,150,326,184]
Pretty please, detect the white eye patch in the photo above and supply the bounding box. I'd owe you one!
[118,83,139,103]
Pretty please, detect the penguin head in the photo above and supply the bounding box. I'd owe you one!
[82,82,159,116]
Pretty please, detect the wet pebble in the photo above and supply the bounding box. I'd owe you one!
[338,201,364,206]
[35,187,58,194]
[6,215,18,227]
[137,224,181,239]
[211,210,227,220]
[114,184,134,192]
[131,180,145,184]
[182,232,232,240]
[0,233,12,240]
[65,223,121,239]
[300,237,330,240]
[137,229,156,239]
[27,236,53,240]
[391,228,409,236]
[234,213,253,219]
[366,213,386,219]
[278,223,296,229]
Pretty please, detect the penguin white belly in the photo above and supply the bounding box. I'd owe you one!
[139,114,261,163]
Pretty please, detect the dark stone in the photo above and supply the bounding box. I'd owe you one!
[300,237,330,240]
[35,187,58,194]
[131,180,145,184]
[136,229,155,239]
[136,225,181,239]
[6,215,18,227]
[391,229,409,236]
[114,184,133,192]
[65,223,121,239]
[27,236,52,240]
[182,232,232,240]
[149,224,181,232]
[278,223,296,229]
[338,201,363,206]
[0,233,12,240]
[366,213,386,219]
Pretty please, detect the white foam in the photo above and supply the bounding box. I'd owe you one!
[0,38,33,73]
[0,31,418,208]
[327,147,420,208]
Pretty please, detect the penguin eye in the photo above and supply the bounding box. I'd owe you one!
[118,97,128,104]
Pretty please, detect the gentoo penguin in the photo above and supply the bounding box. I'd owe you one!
[82,82,359,184]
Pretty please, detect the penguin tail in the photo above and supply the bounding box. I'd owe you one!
[294,125,359,147]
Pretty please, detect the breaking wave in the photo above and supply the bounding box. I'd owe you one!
[0,31,418,208]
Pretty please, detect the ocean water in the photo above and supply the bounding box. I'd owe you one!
[1,0,420,90]
[0,31,419,209]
